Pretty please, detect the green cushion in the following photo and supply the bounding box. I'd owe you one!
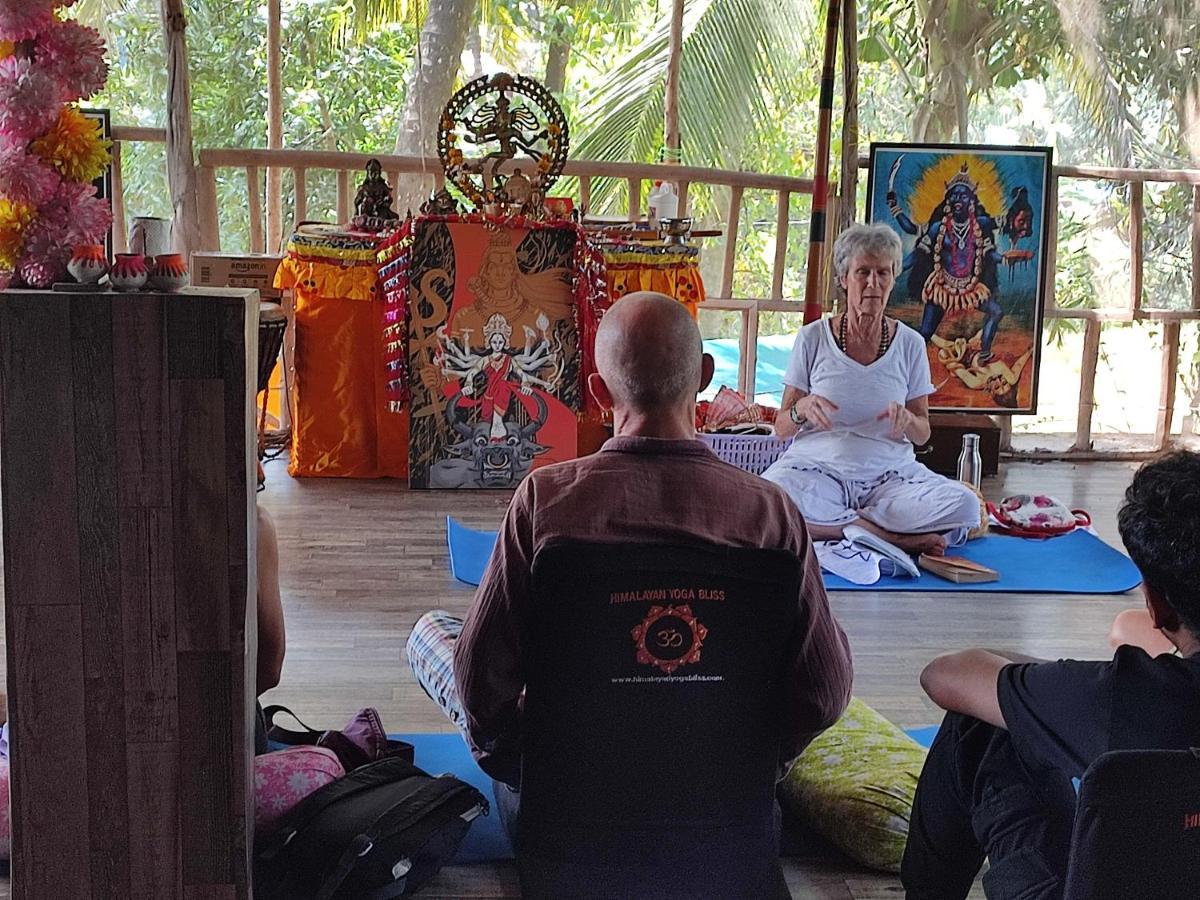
[779,698,927,873]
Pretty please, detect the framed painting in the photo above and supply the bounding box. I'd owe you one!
[865,142,1053,414]
[405,218,580,489]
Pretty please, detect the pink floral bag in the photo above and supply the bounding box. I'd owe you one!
[987,494,1091,539]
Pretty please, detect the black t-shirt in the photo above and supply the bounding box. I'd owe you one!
[997,646,1200,779]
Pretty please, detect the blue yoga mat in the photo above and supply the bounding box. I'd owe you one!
[447,516,497,587]
[447,518,1141,594]
[823,529,1141,594]
[398,732,514,863]
[392,727,939,862]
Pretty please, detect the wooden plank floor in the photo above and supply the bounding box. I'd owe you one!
[0,457,1144,898]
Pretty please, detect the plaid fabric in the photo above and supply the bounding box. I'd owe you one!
[406,610,467,731]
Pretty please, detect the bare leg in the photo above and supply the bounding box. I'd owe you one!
[806,518,948,556]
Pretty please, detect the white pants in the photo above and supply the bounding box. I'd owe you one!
[762,457,980,545]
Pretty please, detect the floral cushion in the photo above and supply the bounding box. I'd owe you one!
[254,745,345,836]
[779,698,927,873]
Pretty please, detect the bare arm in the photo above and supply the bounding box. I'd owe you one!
[903,395,932,445]
[774,385,838,438]
[774,385,806,439]
[919,649,1012,728]
[256,505,286,695]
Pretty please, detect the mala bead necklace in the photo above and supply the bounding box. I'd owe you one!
[838,314,892,361]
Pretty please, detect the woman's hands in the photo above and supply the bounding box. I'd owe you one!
[795,393,838,430]
[876,399,931,444]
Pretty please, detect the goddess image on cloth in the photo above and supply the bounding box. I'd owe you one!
[439,312,562,442]
[931,333,1033,409]
[888,162,1026,362]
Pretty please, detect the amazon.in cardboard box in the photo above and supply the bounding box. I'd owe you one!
[190,252,284,300]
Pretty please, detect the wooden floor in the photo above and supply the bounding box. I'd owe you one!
[2,457,1146,897]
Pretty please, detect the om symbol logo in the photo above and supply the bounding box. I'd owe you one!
[655,629,684,649]
[630,605,708,675]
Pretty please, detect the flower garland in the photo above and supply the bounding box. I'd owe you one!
[375,212,611,416]
[0,2,112,288]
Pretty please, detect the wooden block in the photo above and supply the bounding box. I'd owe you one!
[10,605,90,900]
[84,677,130,898]
[70,296,125,678]
[166,295,221,380]
[179,652,234,887]
[112,295,171,509]
[126,742,181,900]
[0,292,81,607]
[916,413,1001,478]
[120,507,179,742]
[171,379,229,651]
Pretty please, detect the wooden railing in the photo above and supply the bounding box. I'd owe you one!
[109,127,1200,456]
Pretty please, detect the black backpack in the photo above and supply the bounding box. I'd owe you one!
[254,754,489,900]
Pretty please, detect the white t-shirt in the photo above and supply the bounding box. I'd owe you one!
[778,318,935,479]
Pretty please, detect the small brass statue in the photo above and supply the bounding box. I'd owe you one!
[352,158,399,231]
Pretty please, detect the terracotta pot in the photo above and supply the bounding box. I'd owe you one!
[67,244,108,285]
[149,252,188,292]
[110,253,149,291]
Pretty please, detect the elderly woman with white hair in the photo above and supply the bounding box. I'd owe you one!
[763,223,980,556]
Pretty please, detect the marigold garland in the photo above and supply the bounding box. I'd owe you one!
[0,198,35,271]
[30,104,111,183]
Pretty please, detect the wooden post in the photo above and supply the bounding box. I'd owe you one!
[721,186,744,298]
[1072,317,1102,452]
[579,176,591,216]
[771,191,790,300]
[159,0,205,255]
[628,178,641,221]
[293,167,308,226]
[247,166,264,254]
[802,0,841,323]
[1156,320,1181,449]
[0,288,258,899]
[266,0,284,252]
[1130,180,1144,312]
[1192,184,1200,310]
[663,0,684,163]
[198,165,221,252]
[112,140,128,253]
[838,0,859,230]
[677,180,690,217]
[336,169,351,224]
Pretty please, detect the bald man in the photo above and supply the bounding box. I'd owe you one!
[407,292,851,846]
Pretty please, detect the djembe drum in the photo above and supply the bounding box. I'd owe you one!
[258,300,287,394]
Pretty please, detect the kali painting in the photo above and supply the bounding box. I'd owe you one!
[406,219,580,489]
[866,143,1053,413]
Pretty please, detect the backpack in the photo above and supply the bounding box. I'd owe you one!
[987,493,1091,539]
[261,703,415,770]
[253,754,489,900]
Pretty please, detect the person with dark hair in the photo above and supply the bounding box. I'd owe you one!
[901,450,1200,899]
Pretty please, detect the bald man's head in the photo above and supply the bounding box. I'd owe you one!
[594,292,704,413]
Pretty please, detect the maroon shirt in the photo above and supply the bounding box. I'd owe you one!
[452,435,853,782]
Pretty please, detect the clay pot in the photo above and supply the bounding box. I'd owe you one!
[149,252,188,292]
[67,244,108,285]
[110,253,149,291]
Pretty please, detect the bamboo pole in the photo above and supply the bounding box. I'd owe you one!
[721,186,744,298]
[1156,321,1181,449]
[111,140,128,253]
[336,170,351,224]
[1192,185,1200,310]
[293,168,307,224]
[159,0,205,254]
[1072,317,1102,452]
[1130,180,1144,312]
[771,191,790,300]
[802,0,841,323]
[837,0,858,231]
[628,178,641,220]
[266,0,284,251]
[664,0,684,163]
[198,164,221,251]
[246,166,263,254]
[677,180,689,216]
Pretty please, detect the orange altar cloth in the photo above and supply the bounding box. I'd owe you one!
[274,231,408,478]
[601,244,706,317]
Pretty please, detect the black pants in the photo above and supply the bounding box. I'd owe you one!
[902,712,1077,900]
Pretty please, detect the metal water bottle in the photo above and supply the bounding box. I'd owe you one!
[957,433,982,490]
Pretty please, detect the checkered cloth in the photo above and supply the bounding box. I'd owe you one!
[406,610,467,731]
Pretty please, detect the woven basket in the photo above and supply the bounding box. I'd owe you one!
[698,432,790,475]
